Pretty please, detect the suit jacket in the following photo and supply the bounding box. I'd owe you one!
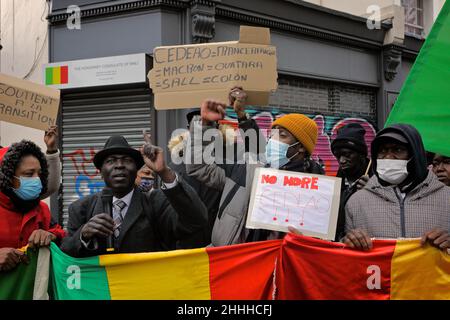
[60,178,208,257]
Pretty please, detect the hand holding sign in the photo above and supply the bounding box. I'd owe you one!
[200,99,226,123]
[246,168,341,240]
[229,86,248,119]
[148,26,277,110]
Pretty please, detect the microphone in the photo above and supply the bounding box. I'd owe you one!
[101,187,115,253]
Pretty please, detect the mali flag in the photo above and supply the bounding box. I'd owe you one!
[0,246,50,300]
[45,66,69,85]
[385,1,450,156]
[276,234,450,300]
[50,240,281,300]
[2,236,449,300]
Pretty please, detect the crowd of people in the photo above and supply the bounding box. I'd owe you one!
[0,87,449,273]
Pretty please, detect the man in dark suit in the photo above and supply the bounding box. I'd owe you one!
[60,135,208,257]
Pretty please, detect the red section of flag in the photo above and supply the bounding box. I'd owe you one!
[276,234,396,300]
[60,66,68,84]
[207,240,282,300]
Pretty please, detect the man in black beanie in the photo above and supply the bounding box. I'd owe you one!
[331,123,371,241]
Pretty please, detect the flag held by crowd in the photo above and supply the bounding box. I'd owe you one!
[1,235,449,300]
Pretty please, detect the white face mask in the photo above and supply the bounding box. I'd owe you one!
[376,159,409,185]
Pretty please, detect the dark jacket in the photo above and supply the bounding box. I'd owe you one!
[170,161,221,246]
[60,178,208,257]
[334,158,372,241]
[170,116,266,246]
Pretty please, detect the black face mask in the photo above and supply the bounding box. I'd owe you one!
[2,187,41,213]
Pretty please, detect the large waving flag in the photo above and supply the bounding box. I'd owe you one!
[0,247,50,300]
[385,1,450,156]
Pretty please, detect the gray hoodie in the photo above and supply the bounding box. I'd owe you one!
[345,124,450,238]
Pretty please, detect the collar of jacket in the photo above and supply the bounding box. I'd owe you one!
[0,188,41,213]
[364,170,443,202]
[281,158,323,174]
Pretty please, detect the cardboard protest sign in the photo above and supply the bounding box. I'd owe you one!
[0,73,60,131]
[148,26,278,110]
[246,168,341,240]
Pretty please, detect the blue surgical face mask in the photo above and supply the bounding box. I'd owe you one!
[138,178,155,192]
[265,139,299,169]
[13,176,42,200]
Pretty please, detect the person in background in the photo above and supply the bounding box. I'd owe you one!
[135,164,156,192]
[0,140,65,272]
[343,124,450,252]
[331,123,371,241]
[431,153,450,186]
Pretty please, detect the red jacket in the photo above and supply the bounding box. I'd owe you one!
[0,145,65,248]
[0,192,65,248]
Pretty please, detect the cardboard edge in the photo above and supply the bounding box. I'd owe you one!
[245,168,341,241]
[0,73,61,100]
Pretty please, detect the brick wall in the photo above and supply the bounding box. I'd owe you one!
[267,76,377,122]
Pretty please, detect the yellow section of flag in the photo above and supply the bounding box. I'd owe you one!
[391,239,450,299]
[52,67,61,85]
[99,248,211,300]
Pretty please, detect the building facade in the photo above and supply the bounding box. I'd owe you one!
[1,0,445,226]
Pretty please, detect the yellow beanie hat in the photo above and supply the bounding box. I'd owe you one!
[271,114,318,154]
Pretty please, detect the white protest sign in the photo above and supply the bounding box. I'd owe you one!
[148,26,278,110]
[0,73,60,131]
[246,168,341,240]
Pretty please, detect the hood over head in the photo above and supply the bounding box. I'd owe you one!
[371,123,428,192]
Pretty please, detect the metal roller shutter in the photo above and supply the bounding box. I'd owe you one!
[60,87,152,228]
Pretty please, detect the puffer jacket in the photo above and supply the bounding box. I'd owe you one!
[345,170,450,238]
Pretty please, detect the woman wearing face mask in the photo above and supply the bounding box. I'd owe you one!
[343,124,450,252]
[0,141,65,272]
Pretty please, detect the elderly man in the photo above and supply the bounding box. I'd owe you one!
[343,124,450,252]
[61,135,207,257]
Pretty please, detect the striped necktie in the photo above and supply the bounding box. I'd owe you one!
[113,199,127,239]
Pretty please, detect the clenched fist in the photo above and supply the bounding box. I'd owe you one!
[200,99,227,124]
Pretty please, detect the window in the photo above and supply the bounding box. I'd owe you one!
[401,0,424,37]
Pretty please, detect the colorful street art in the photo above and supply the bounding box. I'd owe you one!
[62,111,377,204]
[221,109,377,176]
[65,147,105,198]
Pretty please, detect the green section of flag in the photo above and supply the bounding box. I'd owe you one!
[385,1,450,156]
[0,249,38,300]
[49,243,111,300]
[45,67,54,85]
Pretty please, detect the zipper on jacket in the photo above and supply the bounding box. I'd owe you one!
[393,188,406,237]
